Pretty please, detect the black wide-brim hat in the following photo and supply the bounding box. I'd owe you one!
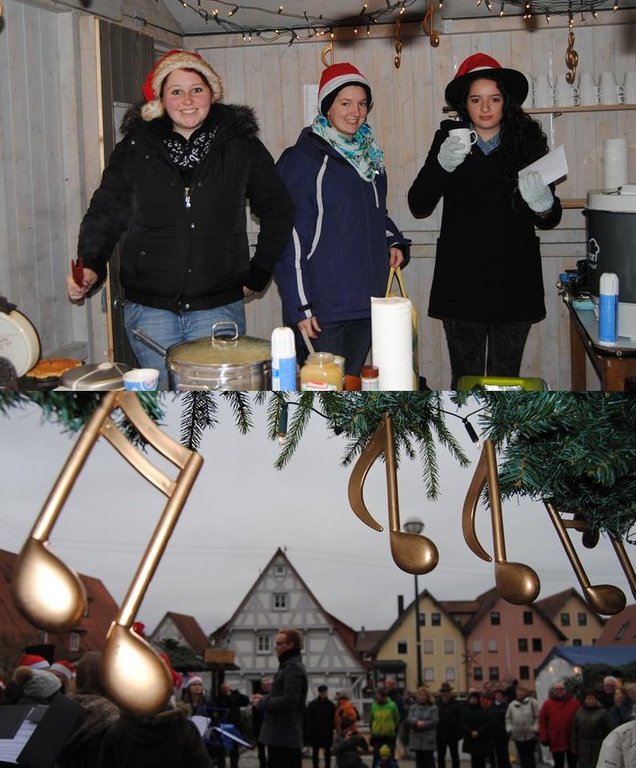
[444,52,528,110]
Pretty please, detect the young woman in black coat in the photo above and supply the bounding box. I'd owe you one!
[408,52,562,389]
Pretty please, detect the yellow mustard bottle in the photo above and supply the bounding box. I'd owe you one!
[300,352,342,391]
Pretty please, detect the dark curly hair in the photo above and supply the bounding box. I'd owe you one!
[453,71,549,198]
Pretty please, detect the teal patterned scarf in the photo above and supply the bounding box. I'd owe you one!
[311,114,384,182]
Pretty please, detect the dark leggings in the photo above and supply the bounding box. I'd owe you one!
[442,318,532,389]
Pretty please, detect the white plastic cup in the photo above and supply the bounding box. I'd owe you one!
[599,72,622,105]
[123,368,160,391]
[533,74,554,107]
[578,72,598,105]
[623,71,636,104]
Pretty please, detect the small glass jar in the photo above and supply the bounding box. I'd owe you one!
[360,364,380,391]
[300,352,342,390]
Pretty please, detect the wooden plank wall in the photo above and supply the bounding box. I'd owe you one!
[195,14,636,390]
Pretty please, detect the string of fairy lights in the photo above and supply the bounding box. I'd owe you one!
[173,0,623,42]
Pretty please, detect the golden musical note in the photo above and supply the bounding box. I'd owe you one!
[462,440,541,605]
[348,413,439,575]
[394,19,402,69]
[11,393,204,715]
[422,3,440,48]
[544,501,627,615]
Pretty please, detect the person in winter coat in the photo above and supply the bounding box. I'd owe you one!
[273,62,410,377]
[333,718,369,768]
[408,52,562,389]
[570,690,610,768]
[461,690,494,768]
[97,705,212,768]
[608,685,635,730]
[539,681,580,768]
[251,628,308,768]
[369,687,401,763]
[68,49,294,389]
[334,691,359,736]
[489,689,511,768]
[435,682,462,768]
[406,686,439,768]
[12,665,62,705]
[57,651,119,768]
[596,719,636,768]
[210,682,250,768]
[505,686,539,768]
[306,684,337,768]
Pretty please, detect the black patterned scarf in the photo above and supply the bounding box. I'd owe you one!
[163,126,217,170]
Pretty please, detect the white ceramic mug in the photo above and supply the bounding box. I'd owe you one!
[533,74,554,107]
[578,72,599,105]
[554,73,580,106]
[599,71,623,104]
[449,127,477,152]
[623,71,636,103]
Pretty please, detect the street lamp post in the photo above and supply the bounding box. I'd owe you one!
[403,517,424,688]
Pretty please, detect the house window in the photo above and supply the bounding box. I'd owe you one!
[423,639,434,654]
[572,638,582,646]
[256,635,272,654]
[274,564,286,577]
[560,612,571,627]
[490,612,500,626]
[489,667,500,681]
[39,631,49,643]
[518,638,528,652]
[473,667,483,681]
[69,632,80,652]
[488,639,498,653]
[523,611,533,625]
[532,638,543,652]
[445,667,456,682]
[472,640,482,652]
[273,593,288,610]
[418,613,426,627]
[444,639,455,654]
[423,668,435,683]
[431,613,441,627]
[519,666,530,680]
[577,613,588,626]
[397,641,408,654]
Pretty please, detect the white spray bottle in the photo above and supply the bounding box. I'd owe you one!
[271,327,297,390]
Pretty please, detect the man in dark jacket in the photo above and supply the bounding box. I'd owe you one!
[252,628,308,768]
[306,684,337,768]
[436,682,462,768]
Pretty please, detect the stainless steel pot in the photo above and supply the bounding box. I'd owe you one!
[133,323,271,391]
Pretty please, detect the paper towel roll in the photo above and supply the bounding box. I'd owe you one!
[603,138,628,189]
[371,296,414,391]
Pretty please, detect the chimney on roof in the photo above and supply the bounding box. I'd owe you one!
[360,625,366,637]
[398,595,404,616]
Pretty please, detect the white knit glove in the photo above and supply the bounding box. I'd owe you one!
[518,170,554,213]
[437,135,469,173]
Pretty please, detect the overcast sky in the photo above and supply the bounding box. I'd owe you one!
[0,395,631,637]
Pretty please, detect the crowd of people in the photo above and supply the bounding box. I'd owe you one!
[67,47,563,387]
[2,647,634,768]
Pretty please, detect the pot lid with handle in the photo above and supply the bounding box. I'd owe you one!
[169,321,271,367]
[61,362,132,390]
[0,309,41,377]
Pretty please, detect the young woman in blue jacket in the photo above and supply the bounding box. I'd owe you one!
[274,62,410,376]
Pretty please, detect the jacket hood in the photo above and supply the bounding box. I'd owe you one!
[119,102,260,140]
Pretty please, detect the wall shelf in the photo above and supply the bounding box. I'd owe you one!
[527,103,636,115]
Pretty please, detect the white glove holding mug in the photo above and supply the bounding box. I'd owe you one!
[518,170,554,213]
[437,135,469,173]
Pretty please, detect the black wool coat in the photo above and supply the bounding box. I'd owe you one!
[78,103,294,314]
[408,120,562,324]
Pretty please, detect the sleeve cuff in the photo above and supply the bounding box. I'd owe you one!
[245,262,272,293]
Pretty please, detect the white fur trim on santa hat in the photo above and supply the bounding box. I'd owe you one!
[141,50,223,122]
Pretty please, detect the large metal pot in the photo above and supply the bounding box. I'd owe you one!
[133,323,271,391]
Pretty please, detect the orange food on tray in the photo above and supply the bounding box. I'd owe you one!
[26,358,82,379]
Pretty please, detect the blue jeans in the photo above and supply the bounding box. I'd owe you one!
[124,300,246,389]
[295,319,371,377]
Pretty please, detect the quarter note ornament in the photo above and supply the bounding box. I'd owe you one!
[348,412,439,575]
[10,392,204,715]
[462,439,541,606]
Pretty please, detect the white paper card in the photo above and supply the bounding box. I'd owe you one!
[519,145,568,185]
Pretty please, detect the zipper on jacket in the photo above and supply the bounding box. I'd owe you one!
[184,186,191,208]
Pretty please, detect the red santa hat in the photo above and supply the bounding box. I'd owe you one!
[19,654,50,670]
[444,52,528,110]
[318,62,372,116]
[141,49,223,122]
[50,660,75,681]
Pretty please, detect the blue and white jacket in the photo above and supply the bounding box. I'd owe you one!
[273,127,410,325]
